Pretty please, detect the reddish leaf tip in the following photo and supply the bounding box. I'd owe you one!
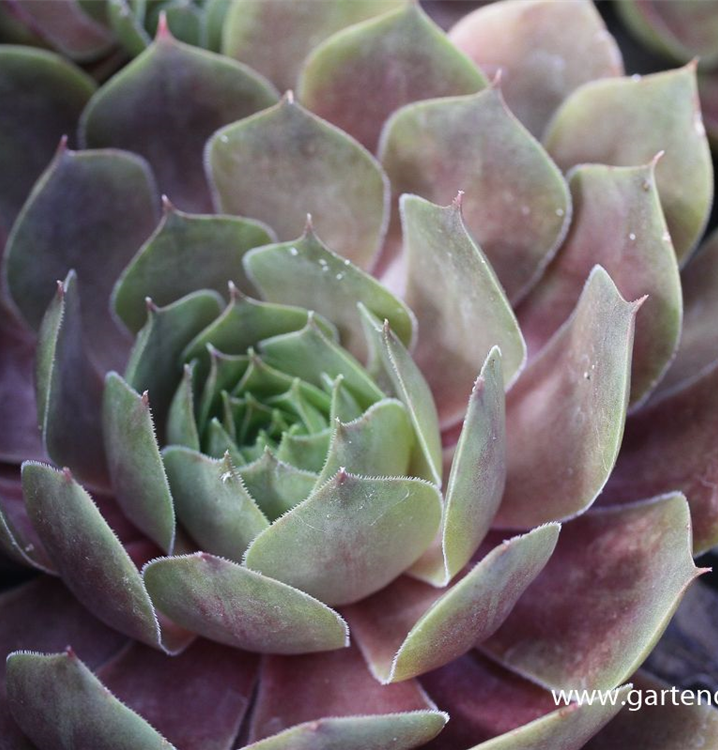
[56,134,69,156]
[61,467,73,483]
[145,297,158,313]
[228,279,240,301]
[336,467,349,485]
[452,190,465,209]
[64,646,77,659]
[161,194,176,214]
[155,11,173,41]
[304,213,314,234]
[141,390,150,407]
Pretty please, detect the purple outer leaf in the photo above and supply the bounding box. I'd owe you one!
[0,46,95,251]
[97,639,260,750]
[0,577,127,749]
[517,161,682,408]
[297,3,487,152]
[244,470,442,606]
[544,65,713,264]
[143,552,349,654]
[495,266,638,528]
[449,0,623,137]
[21,461,191,653]
[4,146,160,370]
[379,89,571,304]
[399,194,525,427]
[6,651,174,749]
[80,32,278,212]
[206,95,389,270]
[483,493,703,691]
[246,645,447,749]
[103,372,176,553]
[34,272,108,490]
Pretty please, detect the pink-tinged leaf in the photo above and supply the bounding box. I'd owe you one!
[3,0,115,61]
[21,461,190,653]
[602,362,718,554]
[346,524,559,684]
[222,0,405,92]
[0,577,127,749]
[162,447,268,562]
[410,348,505,585]
[297,3,486,152]
[496,267,638,528]
[6,651,175,749]
[97,639,259,750]
[517,162,682,408]
[243,225,415,362]
[0,304,44,463]
[34,272,108,490]
[483,494,703,691]
[206,96,389,270]
[103,373,176,553]
[246,645,448,749]
[400,194,525,427]
[244,471,442,606]
[80,33,278,212]
[544,65,713,263]
[125,291,223,434]
[143,552,348,654]
[380,90,571,304]
[360,307,442,485]
[113,205,274,334]
[4,146,160,370]
[653,228,718,398]
[585,671,718,750]
[449,0,623,137]
[618,1,718,67]
[0,46,95,251]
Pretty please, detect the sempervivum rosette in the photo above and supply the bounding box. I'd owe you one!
[0,1,717,749]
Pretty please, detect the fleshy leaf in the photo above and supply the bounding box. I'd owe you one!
[143,552,348,654]
[400,194,525,426]
[6,651,174,749]
[544,65,713,263]
[222,0,406,92]
[97,639,259,750]
[166,362,200,450]
[113,205,274,334]
[483,494,702,690]
[0,46,95,249]
[244,224,415,361]
[162,447,268,562]
[380,91,571,303]
[244,470,442,606]
[246,645,447,749]
[411,348,506,585]
[347,524,559,684]
[495,267,638,528]
[21,462,189,653]
[517,162,682,407]
[618,1,718,67]
[206,96,389,269]
[35,272,108,490]
[653,228,718,397]
[125,291,223,431]
[103,373,176,553]
[80,32,278,212]
[298,3,486,152]
[4,145,160,370]
[602,362,718,554]
[449,0,623,137]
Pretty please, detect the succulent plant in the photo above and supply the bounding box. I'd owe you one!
[0,0,717,748]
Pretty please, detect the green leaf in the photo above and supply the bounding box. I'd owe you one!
[298,3,487,151]
[103,372,176,553]
[544,65,713,263]
[143,552,349,653]
[244,224,415,361]
[276,428,331,473]
[166,362,200,450]
[6,650,174,749]
[80,30,278,211]
[162,447,268,561]
[206,95,389,270]
[113,204,274,333]
[245,471,442,606]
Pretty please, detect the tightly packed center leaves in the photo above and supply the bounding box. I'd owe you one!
[0,1,717,749]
